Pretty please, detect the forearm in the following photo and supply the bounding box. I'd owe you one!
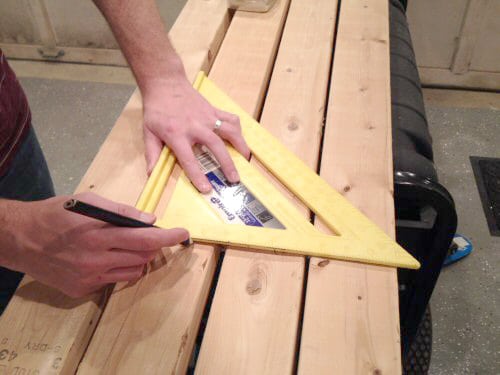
[92,0,249,189]
[92,0,186,94]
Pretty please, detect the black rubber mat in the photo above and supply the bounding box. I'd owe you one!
[470,156,500,236]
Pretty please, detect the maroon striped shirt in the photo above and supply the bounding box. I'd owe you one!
[0,49,31,177]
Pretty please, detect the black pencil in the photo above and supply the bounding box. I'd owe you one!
[63,199,192,247]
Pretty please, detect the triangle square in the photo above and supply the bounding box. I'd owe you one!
[140,73,420,269]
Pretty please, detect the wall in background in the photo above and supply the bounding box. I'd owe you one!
[407,0,500,90]
[2,0,499,91]
[0,0,187,66]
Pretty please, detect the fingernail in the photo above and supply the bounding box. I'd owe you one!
[229,171,239,182]
[200,183,212,193]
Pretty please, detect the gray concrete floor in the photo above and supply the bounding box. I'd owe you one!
[425,100,500,375]
[20,77,134,195]
[12,67,500,374]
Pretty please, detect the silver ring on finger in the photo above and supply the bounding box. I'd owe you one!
[214,119,223,132]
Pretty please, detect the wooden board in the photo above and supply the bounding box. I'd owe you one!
[78,163,220,374]
[76,1,233,374]
[81,2,295,373]
[194,0,338,373]
[298,0,402,373]
[77,238,218,374]
[0,0,230,373]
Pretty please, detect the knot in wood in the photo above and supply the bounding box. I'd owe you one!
[288,122,299,131]
[180,332,188,348]
[373,369,382,375]
[246,279,262,295]
[318,260,329,268]
[247,263,267,296]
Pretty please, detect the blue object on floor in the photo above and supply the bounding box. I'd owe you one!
[443,234,473,266]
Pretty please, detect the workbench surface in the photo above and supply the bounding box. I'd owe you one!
[0,0,401,373]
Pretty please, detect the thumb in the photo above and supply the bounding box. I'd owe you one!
[143,127,163,175]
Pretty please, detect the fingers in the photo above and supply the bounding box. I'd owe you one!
[75,265,146,294]
[101,265,146,284]
[58,249,158,297]
[143,127,164,175]
[105,249,158,269]
[75,192,156,224]
[139,82,253,194]
[216,110,251,160]
[102,226,189,252]
[62,265,145,297]
[202,130,240,183]
[168,129,240,191]
[169,139,212,193]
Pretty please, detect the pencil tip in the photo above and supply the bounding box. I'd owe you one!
[181,238,193,247]
[63,199,77,209]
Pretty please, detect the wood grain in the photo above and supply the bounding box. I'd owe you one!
[80,1,295,372]
[195,0,338,373]
[298,0,402,373]
[0,1,230,374]
[77,1,233,373]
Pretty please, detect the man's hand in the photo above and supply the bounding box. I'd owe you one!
[0,193,189,298]
[142,77,250,193]
[92,0,251,193]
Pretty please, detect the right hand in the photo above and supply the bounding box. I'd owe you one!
[2,192,189,298]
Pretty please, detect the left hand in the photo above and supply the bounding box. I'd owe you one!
[141,77,251,193]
